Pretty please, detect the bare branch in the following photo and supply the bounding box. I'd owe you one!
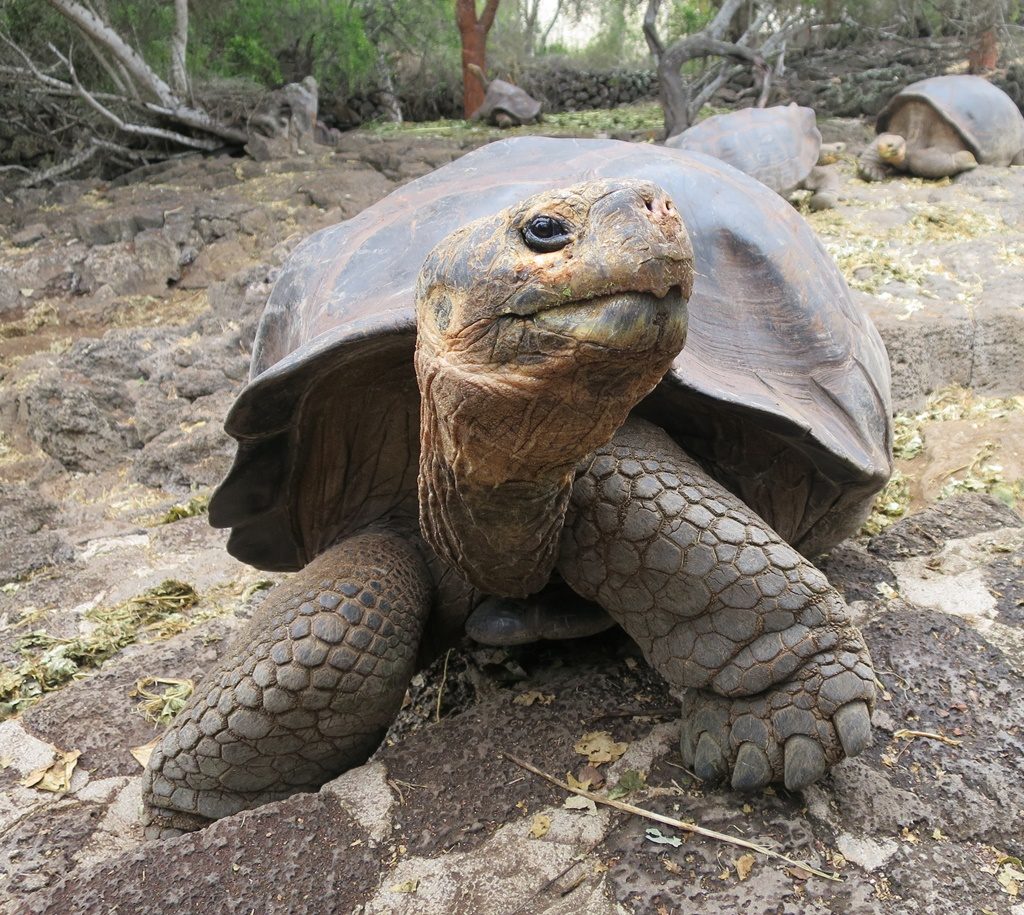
[43,0,179,106]
[169,0,189,98]
[80,31,133,97]
[18,142,100,187]
[643,0,664,60]
[706,0,749,42]
[141,101,248,144]
[538,0,564,50]
[0,32,78,94]
[478,0,501,35]
[56,45,221,150]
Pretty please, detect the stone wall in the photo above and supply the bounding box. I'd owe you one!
[331,42,1024,129]
[334,62,658,127]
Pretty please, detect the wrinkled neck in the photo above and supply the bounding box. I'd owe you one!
[417,390,572,597]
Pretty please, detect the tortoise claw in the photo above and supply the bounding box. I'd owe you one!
[833,701,873,758]
[731,742,772,791]
[784,735,827,791]
[694,732,728,783]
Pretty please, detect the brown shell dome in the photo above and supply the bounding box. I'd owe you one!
[877,75,1024,166]
[209,137,892,573]
[664,104,821,193]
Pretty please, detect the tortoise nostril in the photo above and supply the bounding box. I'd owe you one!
[645,194,677,228]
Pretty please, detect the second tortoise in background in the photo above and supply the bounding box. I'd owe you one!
[859,74,1024,181]
[665,103,840,210]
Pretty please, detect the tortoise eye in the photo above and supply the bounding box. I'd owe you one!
[522,215,572,253]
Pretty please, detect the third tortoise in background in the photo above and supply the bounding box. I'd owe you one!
[141,137,893,837]
[665,103,840,210]
[859,74,1024,181]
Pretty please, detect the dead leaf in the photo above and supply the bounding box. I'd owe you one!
[529,814,551,838]
[567,771,592,791]
[513,690,554,706]
[390,879,419,894]
[644,827,682,848]
[564,795,597,815]
[735,853,755,881]
[998,863,1024,897]
[607,769,645,800]
[130,736,162,768]
[786,866,812,881]
[574,730,628,765]
[577,764,604,788]
[20,749,81,793]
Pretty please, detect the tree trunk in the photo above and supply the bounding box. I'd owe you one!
[968,28,999,73]
[169,0,189,97]
[375,51,403,123]
[456,0,501,118]
[657,62,691,138]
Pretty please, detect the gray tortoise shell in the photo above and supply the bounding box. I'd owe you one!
[471,79,542,124]
[664,104,821,194]
[209,137,892,574]
[877,74,1024,166]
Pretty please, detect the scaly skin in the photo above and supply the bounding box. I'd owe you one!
[142,527,432,837]
[558,418,875,791]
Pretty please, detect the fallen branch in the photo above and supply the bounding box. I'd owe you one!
[893,729,963,747]
[57,45,221,151]
[503,753,841,882]
[18,142,100,187]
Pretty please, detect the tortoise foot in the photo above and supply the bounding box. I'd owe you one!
[141,528,432,831]
[679,649,875,792]
[856,152,889,183]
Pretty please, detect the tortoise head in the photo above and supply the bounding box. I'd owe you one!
[414,178,694,596]
[876,133,907,166]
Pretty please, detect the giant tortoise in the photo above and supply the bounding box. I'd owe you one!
[665,104,840,210]
[142,137,893,836]
[859,74,1024,181]
[469,66,542,128]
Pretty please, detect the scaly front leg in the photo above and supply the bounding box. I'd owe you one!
[142,527,432,837]
[559,418,875,791]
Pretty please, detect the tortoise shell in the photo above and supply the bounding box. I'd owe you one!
[471,79,542,125]
[209,136,892,573]
[664,104,821,193]
[876,75,1024,166]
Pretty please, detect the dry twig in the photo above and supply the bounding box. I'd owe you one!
[503,753,840,881]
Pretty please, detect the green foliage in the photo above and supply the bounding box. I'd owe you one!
[190,0,374,87]
[666,0,713,38]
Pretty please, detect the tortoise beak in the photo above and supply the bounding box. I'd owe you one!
[533,288,687,350]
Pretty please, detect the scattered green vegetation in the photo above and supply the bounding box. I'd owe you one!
[132,676,195,726]
[861,386,1024,537]
[809,203,1007,298]
[157,494,211,524]
[0,581,198,720]
[366,101,666,140]
[938,441,1024,508]
[862,470,911,536]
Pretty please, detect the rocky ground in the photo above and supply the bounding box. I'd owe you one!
[0,111,1022,915]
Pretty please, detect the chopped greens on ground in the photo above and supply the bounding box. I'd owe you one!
[862,386,1024,535]
[0,581,199,720]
